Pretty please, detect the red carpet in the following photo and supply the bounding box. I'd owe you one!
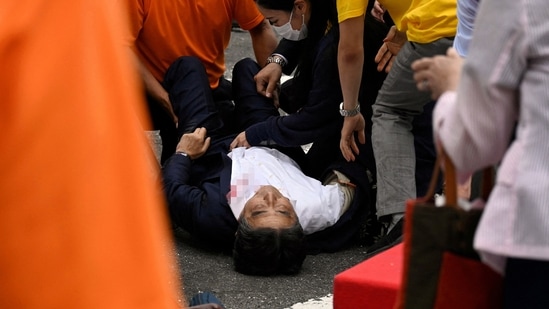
[333,244,403,309]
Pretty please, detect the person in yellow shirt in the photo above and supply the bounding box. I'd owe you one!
[0,0,220,308]
[337,0,457,252]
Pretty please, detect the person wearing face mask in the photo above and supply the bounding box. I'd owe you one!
[272,8,309,41]
[230,0,388,181]
[162,54,377,275]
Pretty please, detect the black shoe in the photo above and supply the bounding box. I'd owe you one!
[366,217,403,254]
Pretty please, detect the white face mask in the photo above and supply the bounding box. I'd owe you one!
[272,10,308,41]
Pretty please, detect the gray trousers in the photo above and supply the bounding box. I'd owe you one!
[372,37,453,218]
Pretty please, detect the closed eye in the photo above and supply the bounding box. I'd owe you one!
[251,210,266,217]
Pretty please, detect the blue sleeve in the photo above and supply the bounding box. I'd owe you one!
[162,154,206,231]
[245,34,343,147]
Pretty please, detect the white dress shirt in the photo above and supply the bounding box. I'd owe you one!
[228,147,345,235]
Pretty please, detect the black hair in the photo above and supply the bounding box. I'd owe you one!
[233,216,306,276]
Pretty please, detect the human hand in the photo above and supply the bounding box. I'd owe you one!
[254,63,282,108]
[229,131,251,150]
[411,47,463,100]
[176,127,210,159]
[158,93,179,126]
[371,1,385,23]
[340,114,366,162]
[375,26,407,73]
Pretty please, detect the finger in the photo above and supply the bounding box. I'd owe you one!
[254,75,267,96]
[195,127,208,138]
[374,44,387,63]
[350,137,360,156]
[229,138,237,151]
[447,47,459,59]
[413,70,430,84]
[377,53,390,72]
[340,143,351,162]
[340,139,355,162]
[357,130,366,145]
[384,57,394,73]
[202,136,211,152]
[265,79,278,98]
[411,58,432,72]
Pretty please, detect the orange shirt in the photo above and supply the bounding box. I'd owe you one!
[0,1,182,308]
[123,0,265,88]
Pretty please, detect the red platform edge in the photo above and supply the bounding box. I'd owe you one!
[333,243,403,309]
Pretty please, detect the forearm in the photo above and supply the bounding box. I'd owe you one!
[338,18,365,110]
[250,19,278,66]
[129,49,169,103]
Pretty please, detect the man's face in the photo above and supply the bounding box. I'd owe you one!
[240,185,298,229]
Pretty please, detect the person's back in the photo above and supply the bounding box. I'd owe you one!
[430,0,549,306]
[124,0,265,87]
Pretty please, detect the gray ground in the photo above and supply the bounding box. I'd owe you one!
[157,27,379,309]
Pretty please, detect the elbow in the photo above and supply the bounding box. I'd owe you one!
[338,46,364,65]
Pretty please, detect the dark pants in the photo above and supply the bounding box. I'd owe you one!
[503,257,549,309]
[158,56,302,162]
[146,56,234,164]
[231,58,308,169]
[413,100,443,197]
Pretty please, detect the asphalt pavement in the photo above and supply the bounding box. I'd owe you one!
[155,27,378,309]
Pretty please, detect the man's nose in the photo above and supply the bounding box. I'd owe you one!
[263,191,276,203]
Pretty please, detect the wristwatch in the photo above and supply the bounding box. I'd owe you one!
[266,54,287,67]
[339,102,361,117]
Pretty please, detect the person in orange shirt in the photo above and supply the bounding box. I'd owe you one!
[0,0,219,308]
[123,0,278,163]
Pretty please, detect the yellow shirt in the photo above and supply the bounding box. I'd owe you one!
[337,0,457,43]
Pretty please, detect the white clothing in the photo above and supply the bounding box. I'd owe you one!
[228,147,344,235]
[433,0,549,274]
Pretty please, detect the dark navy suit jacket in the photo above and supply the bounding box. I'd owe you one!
[163,135,375,254]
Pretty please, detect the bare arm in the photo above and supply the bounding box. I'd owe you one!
[338,16,366,162]
[128,49,178,124]
[249,19,279,67]
[338,16,365,111]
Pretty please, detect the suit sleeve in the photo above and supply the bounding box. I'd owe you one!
[162,154,206,232]
[245,35,342,147]
[274,39,304,75]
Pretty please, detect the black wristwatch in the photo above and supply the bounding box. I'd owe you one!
[339,103,361,117]
[267,54,287,67]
